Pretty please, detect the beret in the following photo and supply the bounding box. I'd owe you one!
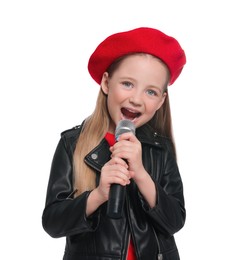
[88,27,186,85]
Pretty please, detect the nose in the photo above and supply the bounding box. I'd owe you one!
[129,91,143,106]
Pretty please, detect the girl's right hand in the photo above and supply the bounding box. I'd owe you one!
[86,157,131,217]
[97,157,131,201]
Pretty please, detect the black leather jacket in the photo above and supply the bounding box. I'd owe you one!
[42,124,186,260]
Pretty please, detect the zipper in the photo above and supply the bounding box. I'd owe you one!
[152,226,163,260]
[125,187,137,260]
[126,184,162,259]
[125,235,130,260]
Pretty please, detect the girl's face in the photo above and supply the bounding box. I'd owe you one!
[101,54,169,133]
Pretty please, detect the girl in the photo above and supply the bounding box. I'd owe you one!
[42,27,186,260]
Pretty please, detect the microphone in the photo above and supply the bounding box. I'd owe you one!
[107,119,136,219]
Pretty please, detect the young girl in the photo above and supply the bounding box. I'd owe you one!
[42,27,186,260]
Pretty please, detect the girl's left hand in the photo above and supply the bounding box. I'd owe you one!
[110,132,144,181]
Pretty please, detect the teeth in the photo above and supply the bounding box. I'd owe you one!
[121,108,141,119]
[127,108,136,112]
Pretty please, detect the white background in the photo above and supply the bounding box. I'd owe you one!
[1,0,243,259]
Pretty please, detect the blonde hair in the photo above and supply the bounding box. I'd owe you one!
[73,54,176,195]
[73,89,110,194]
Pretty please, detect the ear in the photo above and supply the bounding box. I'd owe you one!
[157,92,167,110]
[100,72,109,94]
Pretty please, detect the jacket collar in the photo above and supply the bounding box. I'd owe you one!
[84,124,167,172]
[136,124,166,148]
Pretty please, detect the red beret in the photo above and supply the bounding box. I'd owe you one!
[88,27,186,85]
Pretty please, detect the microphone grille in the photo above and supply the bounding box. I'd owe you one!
[115,119,136,140]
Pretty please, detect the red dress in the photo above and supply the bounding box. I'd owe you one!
[105,132,136,260]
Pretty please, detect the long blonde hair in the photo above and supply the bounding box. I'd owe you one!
[73,54,176,195]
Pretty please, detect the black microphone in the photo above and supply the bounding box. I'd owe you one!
[107,119,136,219]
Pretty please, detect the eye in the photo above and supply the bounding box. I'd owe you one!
[122,81,133,89]
[146,89,158,96]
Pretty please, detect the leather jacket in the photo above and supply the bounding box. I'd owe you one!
[42,123,186,260]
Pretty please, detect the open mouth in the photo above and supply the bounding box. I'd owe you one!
[121,107,141,121]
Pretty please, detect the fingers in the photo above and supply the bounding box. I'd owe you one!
[110,133,143,175]
[101,159,131,186]
[110,136,141,162]
[106,156,128,168]
[116,132,137,142]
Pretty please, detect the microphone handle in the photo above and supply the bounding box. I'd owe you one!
[106,183,126,219]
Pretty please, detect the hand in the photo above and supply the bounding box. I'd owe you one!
[96,157,131,201]
[110,132,145,182]
[109,132,157,209]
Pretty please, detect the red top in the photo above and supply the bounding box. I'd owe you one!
[105,132,136,260]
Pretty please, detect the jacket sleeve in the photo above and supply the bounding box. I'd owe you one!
[141,141,186,236]
[42,136,99,238]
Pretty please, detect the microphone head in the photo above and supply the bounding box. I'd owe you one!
[115,119,136,141]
